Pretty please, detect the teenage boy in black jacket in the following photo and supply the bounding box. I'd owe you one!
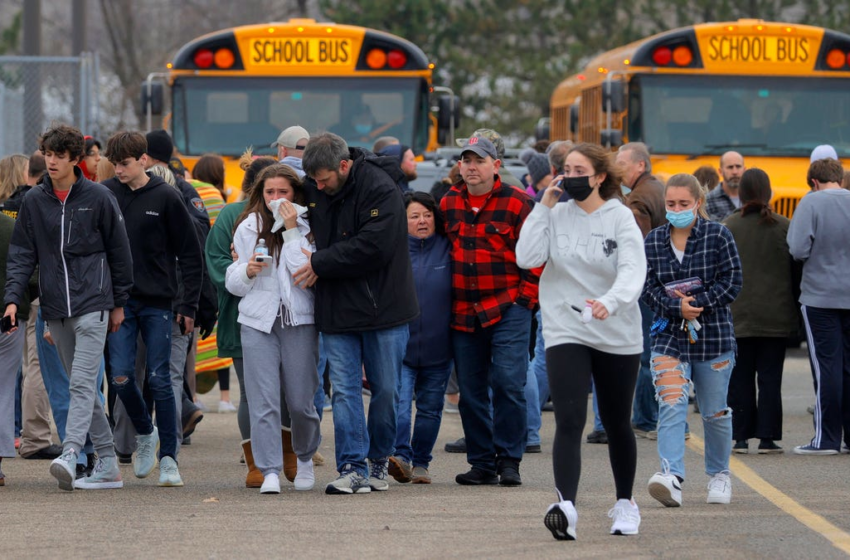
[298,132,418,495]
[101,131,203,487]
[3,123,133,491]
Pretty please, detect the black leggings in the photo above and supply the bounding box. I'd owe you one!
[548,343,640,502]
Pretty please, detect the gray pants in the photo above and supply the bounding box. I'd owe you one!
[48,312,114,458]
[233,356,290,440]
[113,320,190,455]
[241,322,320,475]
[0,323,27,457]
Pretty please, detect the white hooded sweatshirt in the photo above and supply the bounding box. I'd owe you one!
[516,198,646,355]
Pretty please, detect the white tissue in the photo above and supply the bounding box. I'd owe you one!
[268,199,308,233]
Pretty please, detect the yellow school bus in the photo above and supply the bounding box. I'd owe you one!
[549,20,850,217]
[147,19,456,200]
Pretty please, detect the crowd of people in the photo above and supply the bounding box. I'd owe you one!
[1,121,849,543]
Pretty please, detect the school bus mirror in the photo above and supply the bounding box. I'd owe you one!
[140,82,164,116]
[602,80,626,113]
[601,129,623,148]
[437,95,462,130]
[535,118,550,142]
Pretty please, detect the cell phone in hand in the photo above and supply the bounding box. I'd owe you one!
[179,316,188,335]
[1,315,13,333]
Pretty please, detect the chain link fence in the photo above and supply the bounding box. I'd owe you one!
[0,53,100,157]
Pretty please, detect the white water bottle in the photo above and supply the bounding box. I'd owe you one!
[581,303,593,324]
[255,238,271,276]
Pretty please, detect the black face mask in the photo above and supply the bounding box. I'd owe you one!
[564,176,594,201]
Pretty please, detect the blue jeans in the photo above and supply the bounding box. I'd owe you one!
[632,302,657,432]
[324,325,409,476]
[37,308,103,465]
[526,310,545,446]
[453,304,531,473]
[107,300,178,460]
[653,350,735,480]
[395,362,452,468]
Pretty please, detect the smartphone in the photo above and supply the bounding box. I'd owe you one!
[256,254,273,277]
[0,315,13,333]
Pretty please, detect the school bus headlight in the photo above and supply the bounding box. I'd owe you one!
[214,48,235,69]
[194,49,214,69]
[826,49,846,69]
[673,46,693,66]
[366,48,387,69]
[388,49,408,69]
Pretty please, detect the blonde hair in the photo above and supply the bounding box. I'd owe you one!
[666,173,709,219]
[97,158,115,181]
[0,154,29,203]
[148,163,177,189]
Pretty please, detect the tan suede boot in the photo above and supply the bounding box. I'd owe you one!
[241,440,264,488]
[282,428,297,482]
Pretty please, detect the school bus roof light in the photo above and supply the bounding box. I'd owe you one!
[166,62,173,69]
[366,48,387,69]
[755,25,764,31]
[624,59,630,65]
[652,46,672,66]
[726,25,736,32]
[326,27,333,33]
[428,62,435,69]
[826,49,846,69]
[672,46,693,66]
[268,27,275,33]
[193,49,214,69]
[387,49,408,69]
[214,48,235,69]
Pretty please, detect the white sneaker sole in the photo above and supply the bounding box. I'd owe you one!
[707,494,731,504]
[648,480,682,507]
[158,478,184,487]
[74,480,124,490]
[294,480,315,491]
[49,462,75,492]
[611,527,639,536]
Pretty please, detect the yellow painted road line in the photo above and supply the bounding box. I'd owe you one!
[687,434,850,556]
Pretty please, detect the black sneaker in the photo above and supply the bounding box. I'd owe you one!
[75,463,87,480]
[182,399,204,437]
[758,440,783,454]
[541,401,555,412]
[21,443,63,460]
[586,430,608,444]
[116,451,132,465]
[733,440,748,454]
[445,437,467,453]
[182,435,192,446]
[498,460,522,487]
[455,468,498,486]
[525,444,542,454]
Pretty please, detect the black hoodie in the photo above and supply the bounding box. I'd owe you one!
[304,147,418,334]
[102,174,202,318]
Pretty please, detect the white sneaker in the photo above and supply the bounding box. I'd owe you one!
[544,501,577,541]
[706,472,732,504]
[608,499,641,535]
[158,456,184,487]
[218,400,237,413]
[49,448,78,492]
[134,427,159,478]
[260,473,280,494]
[294,458,315,491]
[648,472,683,507]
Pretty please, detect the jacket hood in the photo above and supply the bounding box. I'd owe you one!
[38,166,86,197]
[280,156,306,178]
[352,147,405,184]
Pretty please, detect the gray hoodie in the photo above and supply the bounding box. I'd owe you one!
[787,188,850,309]
[280,156,305,179]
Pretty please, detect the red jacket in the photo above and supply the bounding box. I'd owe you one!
[441,177,540,332]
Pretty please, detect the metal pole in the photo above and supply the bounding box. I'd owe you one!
[72,0,87,55]
[92,51,101,137]
[79,54,88,133]
[23,0,43,153]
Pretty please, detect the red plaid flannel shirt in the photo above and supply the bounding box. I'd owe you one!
[440,177,541,332]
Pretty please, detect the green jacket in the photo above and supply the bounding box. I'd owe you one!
[723,209,799,338]
[205,201,246,358]
[0,212,34,322]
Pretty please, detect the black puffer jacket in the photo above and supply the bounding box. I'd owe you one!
[305,147,418,333]
[4,168,133,320]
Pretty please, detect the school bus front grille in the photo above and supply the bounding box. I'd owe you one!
[773,197,799,219]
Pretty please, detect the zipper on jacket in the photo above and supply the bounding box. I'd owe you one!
[67,209,74,244]
[99,258,104,292]
[59,188,73,317]
[364,280,378,312]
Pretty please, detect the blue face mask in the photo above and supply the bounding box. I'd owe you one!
[666,208,696,228]
[354,124,372,135]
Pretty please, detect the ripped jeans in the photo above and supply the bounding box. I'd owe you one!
[652,351,734,480]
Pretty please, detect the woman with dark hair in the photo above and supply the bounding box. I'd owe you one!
[79,136,101,181]
[224,163,320,495]
[517,143,646,540]
[644,173,742,508]
[723,168,797,455]
[205,149,281,488]
[388,191,452,485]
[193,154,228,200]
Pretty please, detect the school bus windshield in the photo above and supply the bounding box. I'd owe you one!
[627,74,850,158]
[171,76,429,156]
